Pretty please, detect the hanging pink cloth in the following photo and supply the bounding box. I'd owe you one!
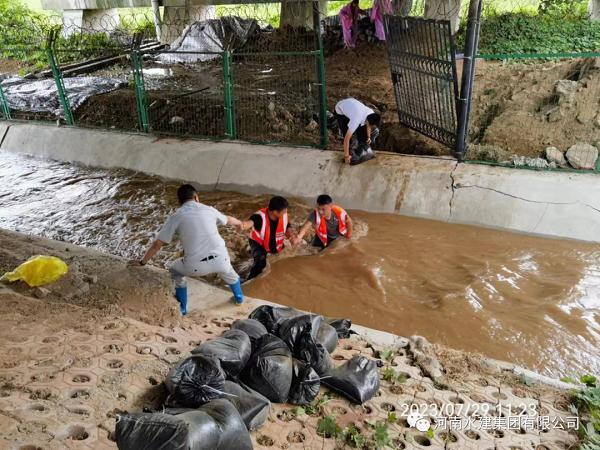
[371,0,393,41]
[339,2,361,48]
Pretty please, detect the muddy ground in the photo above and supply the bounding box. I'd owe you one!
[2,42,600,158]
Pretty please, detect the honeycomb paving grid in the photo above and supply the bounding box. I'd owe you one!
[0,309,583,450]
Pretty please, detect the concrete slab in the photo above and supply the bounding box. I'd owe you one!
[1,124,228,190]
[451,163,600,242]
[2,122,600,242]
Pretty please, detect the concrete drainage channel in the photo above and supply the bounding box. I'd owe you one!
[0,122,594,449]
[1,122,600,243]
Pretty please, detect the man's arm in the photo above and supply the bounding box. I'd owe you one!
[345,215,353,239]
[285,224,296,240]
[293,220,313,245]
[343,130,353,164]
[130,239,165,266]
[227,215,253,232]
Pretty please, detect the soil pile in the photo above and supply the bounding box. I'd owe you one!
[0,229,180,327]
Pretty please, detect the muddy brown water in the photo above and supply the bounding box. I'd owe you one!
[1,152,599,377]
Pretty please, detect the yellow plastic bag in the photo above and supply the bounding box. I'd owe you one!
[1,255,68,287]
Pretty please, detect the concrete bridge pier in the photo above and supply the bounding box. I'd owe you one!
[61,8,121,35]
[161,3,217,43]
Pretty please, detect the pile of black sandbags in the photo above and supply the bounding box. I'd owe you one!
[115,305,377,449]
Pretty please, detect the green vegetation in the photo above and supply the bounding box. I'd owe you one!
[457,0,600,56]
[382,367,408,384]
[0,0,147,73]
[571,375,600,449]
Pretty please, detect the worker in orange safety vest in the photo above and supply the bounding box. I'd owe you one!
[293,194,353,248]
[247,196,296,279]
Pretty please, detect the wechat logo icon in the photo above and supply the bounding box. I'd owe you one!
[407,411,431,432]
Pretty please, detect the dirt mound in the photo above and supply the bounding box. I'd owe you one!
[472,58,600,158]
[0,229,180,327]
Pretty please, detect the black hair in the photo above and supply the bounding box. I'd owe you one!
[177,184,197,205]
[366,112,381,127]
[268,196,289,212]
[317,194,333,206]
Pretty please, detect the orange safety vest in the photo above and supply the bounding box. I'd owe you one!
[315,205,348,247]
[250,208,288,253]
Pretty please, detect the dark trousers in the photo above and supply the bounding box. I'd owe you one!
[311,236,337,249]
[336,113,368,145]
[247,241,268,280]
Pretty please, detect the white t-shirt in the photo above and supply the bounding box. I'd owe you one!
[335,98,374,134]
[157,201,228,260]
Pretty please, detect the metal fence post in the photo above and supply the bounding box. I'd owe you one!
[313,1,328,148]
[454,0,482,161]
[223,50,236,139]
[0,84,11,120]
[46,28,74,126]
[131,48,150,133]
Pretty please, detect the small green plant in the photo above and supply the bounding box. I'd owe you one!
[571,375,600,449]
[581,374,598,388]
[380,348,395,362]
[317,414,341,439]
[386,411,397,423]
[373,421,392,449]
[291,405,306,417]
[305,393,332,415]
[382,367,408,385]
[342,424,366,448]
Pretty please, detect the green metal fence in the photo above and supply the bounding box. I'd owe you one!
[0,4,328,147]
[398,0,600,60]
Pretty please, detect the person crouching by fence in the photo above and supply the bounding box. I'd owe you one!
[371,0,393,41]
[131,184,252,314]
[293,195,353,249]
[246,196,296,280]
[339,0,366,48]
[335,97,381,165]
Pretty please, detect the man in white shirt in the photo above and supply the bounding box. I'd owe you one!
[335,97,381,165]
[132,184,252,315]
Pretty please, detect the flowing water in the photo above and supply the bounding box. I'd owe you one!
[1,151,599,377]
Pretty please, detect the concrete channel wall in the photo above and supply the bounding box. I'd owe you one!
[2,122,600,243]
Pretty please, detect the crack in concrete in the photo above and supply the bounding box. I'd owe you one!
[454,183,600,215]
[447,161,459,221]
[0,124,11,148]
[213,148,232,190]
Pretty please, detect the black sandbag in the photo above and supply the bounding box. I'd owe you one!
[241,334,293,403]
[288,359,320,405]
[277,314,323,354]
[116,399,252,450]
[326,318,355,339]
[115,413,187,450]
[191,329,251,377]
[230,318,268,341]
[316,322,339,353]
[163,381,270,431]
[221,380,270,430]
[297,331,333,376]
[248,305,304,334]
[165,355,226,408]
[322,355,380,404]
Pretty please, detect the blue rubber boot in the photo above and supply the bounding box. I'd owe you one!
[174,287,188,315]
[228,279,244,305]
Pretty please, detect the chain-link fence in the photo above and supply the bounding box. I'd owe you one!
[0,3,327,147]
